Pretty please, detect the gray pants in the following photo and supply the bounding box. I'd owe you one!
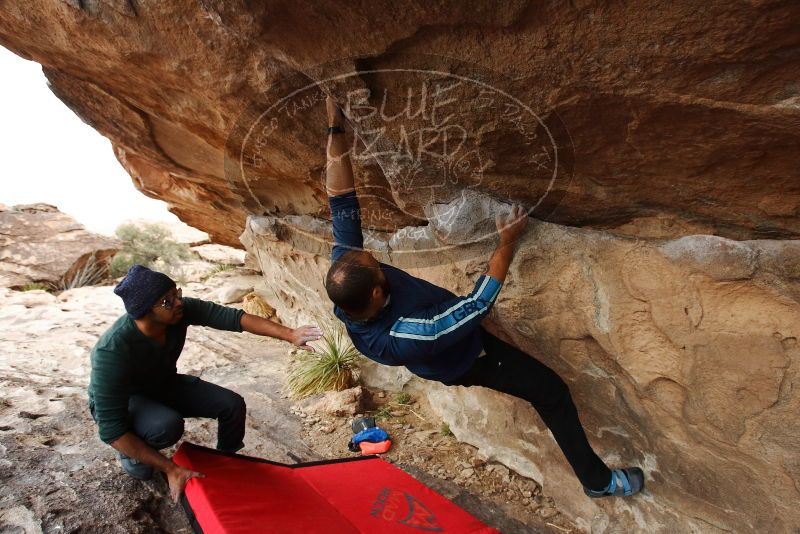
[94,374,246,452]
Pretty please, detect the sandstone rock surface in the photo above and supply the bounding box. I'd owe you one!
[0,204,120,288]
[241,212,800,534]
[191,244,247,266]
[1,1,798,245]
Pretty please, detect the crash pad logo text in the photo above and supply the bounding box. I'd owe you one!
[370,487,444,531]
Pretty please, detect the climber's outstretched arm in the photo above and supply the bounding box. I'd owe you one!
[325,96,354,197]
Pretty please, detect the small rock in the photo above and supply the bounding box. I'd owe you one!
[377,391,386,398]
[469,457,486,468]
[242,293,277,319]
[318,425,335,434]
[413,430,438,442]
[298,386,364,417]
[523,490,532,498]
[539,506,558,519]
[417,449,434,461]
[491,464,510,479]
[215,285,253,304]
[459,468,474,478]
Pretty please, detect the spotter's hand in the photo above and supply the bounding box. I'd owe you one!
[290,325,323,351]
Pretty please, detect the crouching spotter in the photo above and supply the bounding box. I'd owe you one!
[88,265,321,501]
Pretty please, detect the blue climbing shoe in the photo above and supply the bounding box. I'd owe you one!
[118,453,154,481]
[584,467,644,498]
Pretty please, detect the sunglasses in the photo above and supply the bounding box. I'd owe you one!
[157,288,183,310]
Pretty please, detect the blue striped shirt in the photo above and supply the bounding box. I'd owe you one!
[329,191,503,383]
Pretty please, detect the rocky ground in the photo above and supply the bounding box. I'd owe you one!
[0,265,575,534]
[294,388,578,534]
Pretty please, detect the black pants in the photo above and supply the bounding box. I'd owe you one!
[95,374,246,452]
[451,329,611,490]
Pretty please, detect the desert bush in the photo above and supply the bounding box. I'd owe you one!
[53,253,108,290]
[18,283,49,292]
[287,322,361,399]
[110,222,193,277]
[395,392,412,405]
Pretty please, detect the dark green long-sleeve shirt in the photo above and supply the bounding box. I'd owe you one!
[88,297,245,444]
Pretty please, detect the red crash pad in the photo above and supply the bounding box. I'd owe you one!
[173,442,499,534]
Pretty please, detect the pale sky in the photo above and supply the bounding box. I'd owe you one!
[0,46,180,236]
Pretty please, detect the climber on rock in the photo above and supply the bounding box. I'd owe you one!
[322,95,644,498]
[88,264,321,501]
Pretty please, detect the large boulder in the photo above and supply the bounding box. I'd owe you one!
[0,204,120,288]
[240,210,800,533]
[0,1,798,245]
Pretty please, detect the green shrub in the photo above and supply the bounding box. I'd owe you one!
[440,422,454,437]
[395,392,412,405]
[18,283,49,292]
[286,322,361,399]
[110,222,193,277]
[371,404,394,421]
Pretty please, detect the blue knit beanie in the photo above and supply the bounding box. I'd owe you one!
[113,264,176,319]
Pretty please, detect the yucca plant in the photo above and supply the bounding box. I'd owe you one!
[286,321,361,399]
[53,253,108,291]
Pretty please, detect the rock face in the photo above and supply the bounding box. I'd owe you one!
[0,204,120,288]
[191,244,247,266]
[242,211,800,533]
[1,1,799,245]
[2,2,800,532]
